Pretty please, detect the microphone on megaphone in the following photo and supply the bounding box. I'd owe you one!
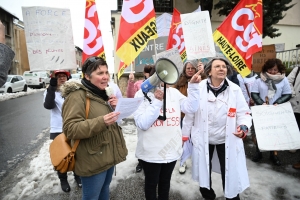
[141,58,179,121]
[141,58,179,93]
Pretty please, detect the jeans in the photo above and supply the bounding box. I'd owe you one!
[81,166,114,200]
[140,160,176,200]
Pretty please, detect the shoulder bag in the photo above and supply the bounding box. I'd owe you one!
[49,97,90,173]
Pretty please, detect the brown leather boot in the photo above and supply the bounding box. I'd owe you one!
[293,162,300,169]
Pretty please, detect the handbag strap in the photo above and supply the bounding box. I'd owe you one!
[293,66,300,86]
[71,97,90,152]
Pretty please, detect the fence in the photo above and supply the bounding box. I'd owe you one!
[276,48,300,69]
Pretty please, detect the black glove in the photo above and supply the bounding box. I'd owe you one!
[50,78,57,87]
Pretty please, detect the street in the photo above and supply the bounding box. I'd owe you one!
[0,91,50,182]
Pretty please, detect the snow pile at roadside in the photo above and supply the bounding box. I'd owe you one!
[0,88,46,102]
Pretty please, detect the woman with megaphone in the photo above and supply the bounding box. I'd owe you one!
[133,58,203,200]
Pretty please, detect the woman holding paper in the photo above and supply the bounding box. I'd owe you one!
[251,58,292,166]
[61,57,128,200]
[133,66,203,200]
[182,57,252,200]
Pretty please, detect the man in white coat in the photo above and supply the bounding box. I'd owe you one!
[182,57,252,200]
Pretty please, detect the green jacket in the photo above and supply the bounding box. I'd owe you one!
[61,80,128,177]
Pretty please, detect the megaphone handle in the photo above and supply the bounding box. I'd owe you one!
[157,83,167,121]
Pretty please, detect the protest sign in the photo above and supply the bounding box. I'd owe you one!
[22,7,76,71]
[152,48,184,74]
[181,11,215,60]
[252,44,276,73]
[251,102,300,151]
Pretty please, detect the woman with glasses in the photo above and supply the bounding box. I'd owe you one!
[61,57,128,200]
[44,70,82,192]
[173,59,198,174]
[182,57,252,200]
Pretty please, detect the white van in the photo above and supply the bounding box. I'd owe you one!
[23,71,50,88]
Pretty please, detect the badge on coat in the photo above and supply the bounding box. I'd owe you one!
[228,108,236,117]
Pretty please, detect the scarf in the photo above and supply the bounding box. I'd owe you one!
[81,78,109,101]
[260,72,285,99]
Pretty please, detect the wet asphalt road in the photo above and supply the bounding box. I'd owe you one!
[0,91,50,181]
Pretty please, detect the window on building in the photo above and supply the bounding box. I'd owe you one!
[117,0,173,13]
[2,21,10,36]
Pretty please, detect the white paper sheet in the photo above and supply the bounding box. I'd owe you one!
[180,137,193,166]
[115,97,144,123]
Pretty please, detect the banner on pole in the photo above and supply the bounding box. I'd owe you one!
[116,0,158,66]
[82,0,105,63]
[213,0,263,77]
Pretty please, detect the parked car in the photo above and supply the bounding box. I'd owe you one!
[23,71,50,88]
[0,75,27,93]
[71,73,82,80]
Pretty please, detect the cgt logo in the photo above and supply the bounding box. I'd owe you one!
[231,6,262,56]
[228,108,237,117]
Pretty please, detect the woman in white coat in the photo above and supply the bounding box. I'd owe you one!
[182,57,252,200]
[134,66,203,200]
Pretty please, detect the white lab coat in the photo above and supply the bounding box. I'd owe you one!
[182,79,252,198]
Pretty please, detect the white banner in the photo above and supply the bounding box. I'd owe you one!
[251,102,300,151]
[22,7,76,71]
[152,48,184,74]
[181,11,215,60]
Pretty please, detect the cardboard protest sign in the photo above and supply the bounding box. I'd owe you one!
[22,7,76,71]
[251,102,300,151]
[181,11,215,60]
[252,44,276,73]
[153,48,184,74]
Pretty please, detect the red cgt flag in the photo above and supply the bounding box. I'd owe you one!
[166,8,187,63]
[213,0,263,77]
[82,0,105,64]
[116,0,158,66]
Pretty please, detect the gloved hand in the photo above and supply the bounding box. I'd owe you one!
[50,78,57,87]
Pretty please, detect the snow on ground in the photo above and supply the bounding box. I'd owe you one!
[2,119,300,200]
[0,88,46,102]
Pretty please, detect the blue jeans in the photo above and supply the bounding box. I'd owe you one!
[81,166,114,200]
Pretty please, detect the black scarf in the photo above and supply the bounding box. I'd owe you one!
[81,78,109,101]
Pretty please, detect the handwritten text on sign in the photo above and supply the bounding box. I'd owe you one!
[181,11,215,60]
[251,102,300,151]
[22,7,76,71]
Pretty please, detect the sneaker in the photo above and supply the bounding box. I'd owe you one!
[179,163,186,174]
[136,162,142,173]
